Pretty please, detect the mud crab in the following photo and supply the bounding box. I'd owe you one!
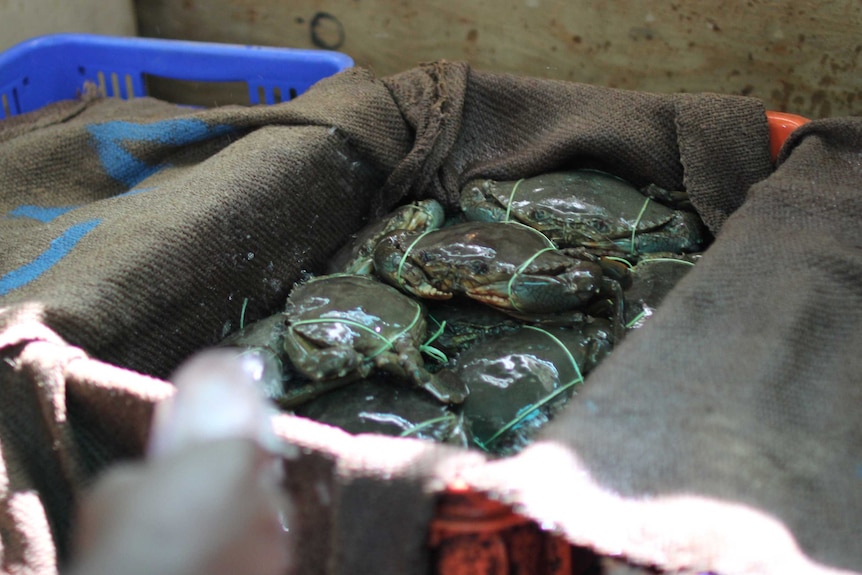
[460,170,706,256]
[295,375,470,445]
[282,273,467,406]
[372,221,612,316]
[424,299,524,358]
[327,199,446,275]
[456,320,614,454]
[218,313,289,402]
[623,254,700,330]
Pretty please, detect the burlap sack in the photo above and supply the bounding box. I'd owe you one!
[1,61,859,574]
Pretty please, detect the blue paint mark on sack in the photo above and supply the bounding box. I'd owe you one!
[0,219,100,296]
[87,119,235,188]
[7,205,77,222]
[5,188,154,223]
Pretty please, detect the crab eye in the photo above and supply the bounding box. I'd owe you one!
[531,209,549,221]
[591,219,610,233]
[469,260,488,275]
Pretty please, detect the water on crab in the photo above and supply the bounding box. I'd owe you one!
[453,331,588,455]
[294,376,469,445]
[461,352,560,441]
[455,317,616,455]
[307,308,388,345]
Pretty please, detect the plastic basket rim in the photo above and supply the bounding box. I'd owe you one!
[0,32,355,69]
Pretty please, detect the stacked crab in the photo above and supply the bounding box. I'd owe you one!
[222,170,707,455]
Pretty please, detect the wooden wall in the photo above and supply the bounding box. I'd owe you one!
[135,0,862,119]
[1,0,136,52]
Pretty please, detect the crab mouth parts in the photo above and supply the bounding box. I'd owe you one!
[416,284,453,300]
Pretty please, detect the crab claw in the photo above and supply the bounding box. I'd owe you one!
[598,257,633,289]
[373,234,454,300]
[468,266,602,315]
[464,286,515,311]
[407,199,446,230]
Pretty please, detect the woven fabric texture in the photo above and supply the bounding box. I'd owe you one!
[2,62,858,575]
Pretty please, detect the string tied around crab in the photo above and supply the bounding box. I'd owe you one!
[475,324,586,451]
[289,299,449,366]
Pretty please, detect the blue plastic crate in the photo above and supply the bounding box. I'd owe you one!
[0,33,354,119]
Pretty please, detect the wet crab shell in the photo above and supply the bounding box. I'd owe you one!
[295,375,471,446]
[423,299,524,358]
[282,273,467,405]
[372,221,606,315]
[455,320,614,455]
[623,254,700,330]
[327,199,446,275]
[460,170,706,256]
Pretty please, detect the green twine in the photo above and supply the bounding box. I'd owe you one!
[640,257,696,267]
[506,246,558,312]
[311,272,367,280]
[240,297,249,330]
[501,219,556,247]
[604,256,634,269]
[399,413,458,438]
[629,197,651,255]
[625,310,647,329]
[290,301,424,362]
[395,228,436,288]
[420,319,449,364]
[504,178,525,222]
[495,221,557,313]
[481,379,583,448]
[621,258,695,330]
[471,439,492,453]
[523,325,584,382]
[480,325,585,447]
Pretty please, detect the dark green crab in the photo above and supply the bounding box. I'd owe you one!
[623,253,701,330]
[423,299,524,358]
[218,313,290,402]
[327,199,446,275]
[456,320,614,454]
[460,170,706,256]
[282,274,467,405]
[295,375,470,446]
[372,221,607,316]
